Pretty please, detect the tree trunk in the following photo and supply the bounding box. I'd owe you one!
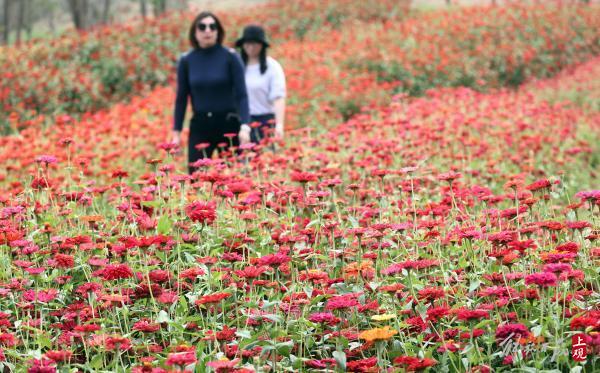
[25,0,32,40]
[16,0,24,44]
[102,0,111,24]
[48,5,56,33]
[1,0,11,44]
[140,0,147,19]
[153,0,167,17]
[68,0,88,30]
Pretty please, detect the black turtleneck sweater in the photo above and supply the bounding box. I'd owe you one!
[173,44,250,131]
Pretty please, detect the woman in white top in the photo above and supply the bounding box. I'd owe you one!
[235,25,286,147]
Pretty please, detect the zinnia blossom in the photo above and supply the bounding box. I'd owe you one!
[206,358,239,372]
[195,292,231,305]
[185,201,217,224]
[98,264,133,281]
[524,272,558,288]
[358,326,398,342]
[394,356,438,371]
[495,323,530,341]
[165,351,197,367]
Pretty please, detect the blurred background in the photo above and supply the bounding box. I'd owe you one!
[5,0,596,45]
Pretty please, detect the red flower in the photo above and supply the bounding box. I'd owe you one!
[185,201,217,224]
[417,287,445,301]
[394,356,438,371]
[325,294,361,310]
[308,312,341,325]
[133,319,161,333]
[234,265,267,279]
[195,292,231,305]
[257,253,291,267]
[215,325,236,342]
[456,308,489,321]
[165,351,197,367]
[290,171,318,183]
[206,358,239,372]
[437,171,462,182]
[31,177,52,189]
[44,350,73,363]
[524,272,558,288]
[346,356,377,372]
[54,254,75,268]
[495,323,530,341]
[23,289,58,303]
[105,336,131,351]
[226,181,252,195]
[526,178,552,192]
[98,264,133,281]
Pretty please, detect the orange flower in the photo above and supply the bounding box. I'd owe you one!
[358,326,398,342]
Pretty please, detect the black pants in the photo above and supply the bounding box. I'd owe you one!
[250,113,276,148]
[188,111,240,174]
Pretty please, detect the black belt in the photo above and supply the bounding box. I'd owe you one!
[193,111,238,119]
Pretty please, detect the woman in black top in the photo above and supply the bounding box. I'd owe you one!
[171,11,251,174]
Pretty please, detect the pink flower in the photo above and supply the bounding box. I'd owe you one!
[290,171,318,183]
[525,272,558,288]
[308,312,340,325]
[23,289,58,303]
[258,253,290,267]
[165,351,197,367]
[325,294,360,310]
[35,155,58,165]
[206,358,239,372]
[133,319,161,333]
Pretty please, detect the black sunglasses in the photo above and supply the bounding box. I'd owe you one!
[197,22,217,32]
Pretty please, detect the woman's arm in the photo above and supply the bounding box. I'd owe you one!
[269,58,287,139]
[273,97,286,139]
[230,52,250,126]
[172,54,190,144]
[230,51,251,144]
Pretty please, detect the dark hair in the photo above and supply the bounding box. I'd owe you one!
[189,11,225,49]
[239,44,268,74]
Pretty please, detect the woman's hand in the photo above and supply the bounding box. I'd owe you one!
[275,122,284,140]
[171,130,181,146]
[239,124,251,145]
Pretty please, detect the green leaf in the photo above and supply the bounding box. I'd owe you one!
[469,279,482,293]
[416,303,428,320]
[347,216,359,228]
[276,340,294,357]
[141,200,161,208]
[262,314,283,323]
[333,350,346,370]
[90,354,104,369]
[157,310,171,323]
[36,334,52,349]
[306,219,321,228]
[157,215,172,234]
[236,329,252,339]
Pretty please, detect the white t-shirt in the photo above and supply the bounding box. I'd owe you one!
[245,56,286,116]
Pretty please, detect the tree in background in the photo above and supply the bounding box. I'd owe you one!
[1,0,11,44]
[0,0,176,43]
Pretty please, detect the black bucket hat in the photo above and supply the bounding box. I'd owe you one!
[235,25,270,48]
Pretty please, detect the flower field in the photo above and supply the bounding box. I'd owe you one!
[0,1,599,372]
[1,1,599,133]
